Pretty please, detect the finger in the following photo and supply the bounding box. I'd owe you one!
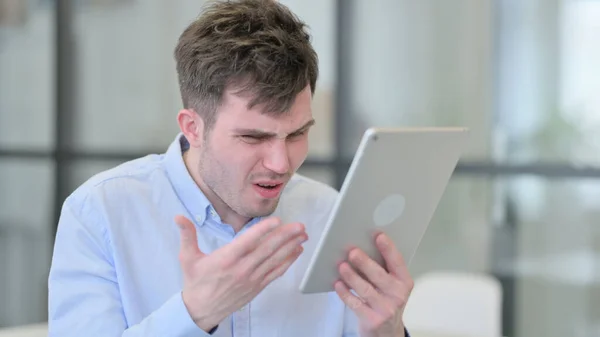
[334,280,374,320]
[247,222,306,266]
[175,215,204,262]
[348,248,395,291]
[219,217,282,259]
[261,245,304,286]
[251,231,308,279]
[376,233,410,280]
[338,262,389,312]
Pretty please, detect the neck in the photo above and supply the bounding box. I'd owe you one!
[183,150,250,233]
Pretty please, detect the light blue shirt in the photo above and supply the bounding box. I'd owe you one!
[48,133,364,337]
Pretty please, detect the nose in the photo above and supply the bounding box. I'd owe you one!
[263,140,291,175]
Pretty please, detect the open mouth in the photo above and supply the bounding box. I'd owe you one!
[253,182,284,198]
[256,183,280,189]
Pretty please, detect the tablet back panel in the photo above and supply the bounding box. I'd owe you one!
[299,127,469,294]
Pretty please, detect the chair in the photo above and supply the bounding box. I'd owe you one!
[403,271,503,337]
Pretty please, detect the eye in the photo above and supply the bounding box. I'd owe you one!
[288,130,308,140]
[240,135,267,144]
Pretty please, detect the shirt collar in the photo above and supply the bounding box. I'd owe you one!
[163,133,215,227]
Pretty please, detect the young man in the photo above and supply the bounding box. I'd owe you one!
[47,1,414,336]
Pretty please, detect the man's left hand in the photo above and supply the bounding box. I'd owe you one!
[334,232,414,337]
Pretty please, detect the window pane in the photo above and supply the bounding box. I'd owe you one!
[341,0,493,160]
[496,0,600,166]
[72,0,336,160]
[502,177,600,337]
[71,1,200,152]
[0,1,54,149]
[406,175,600,337]
[0,159,54,327]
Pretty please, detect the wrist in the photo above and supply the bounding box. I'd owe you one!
[359,322,406,337]
[182,290,221,332]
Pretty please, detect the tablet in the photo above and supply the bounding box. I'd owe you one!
[299,127,469,294]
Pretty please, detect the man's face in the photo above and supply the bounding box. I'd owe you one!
[197,85,314,219]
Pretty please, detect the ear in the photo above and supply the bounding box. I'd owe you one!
[177,108,205,148]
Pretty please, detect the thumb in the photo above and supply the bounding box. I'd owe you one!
[175,215,204,262]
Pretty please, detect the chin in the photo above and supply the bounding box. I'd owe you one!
[250,198,280,218]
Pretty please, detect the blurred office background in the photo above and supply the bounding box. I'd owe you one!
[0,0,599,336]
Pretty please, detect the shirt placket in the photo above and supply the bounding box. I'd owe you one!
[232,303,251,337]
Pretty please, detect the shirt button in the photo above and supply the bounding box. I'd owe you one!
[195,215,202,223]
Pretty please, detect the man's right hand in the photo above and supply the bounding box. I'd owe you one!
[174,215,307,332]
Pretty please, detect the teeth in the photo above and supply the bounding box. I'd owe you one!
[258,183,276,187]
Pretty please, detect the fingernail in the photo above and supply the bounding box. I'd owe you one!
[296,234,308,243]
[378,234,388,247]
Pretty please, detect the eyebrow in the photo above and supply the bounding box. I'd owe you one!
[234,119,316,137]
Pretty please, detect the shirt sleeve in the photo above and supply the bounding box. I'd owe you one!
[47,196,211,337]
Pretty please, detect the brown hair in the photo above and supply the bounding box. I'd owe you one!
[174,0,319,129]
